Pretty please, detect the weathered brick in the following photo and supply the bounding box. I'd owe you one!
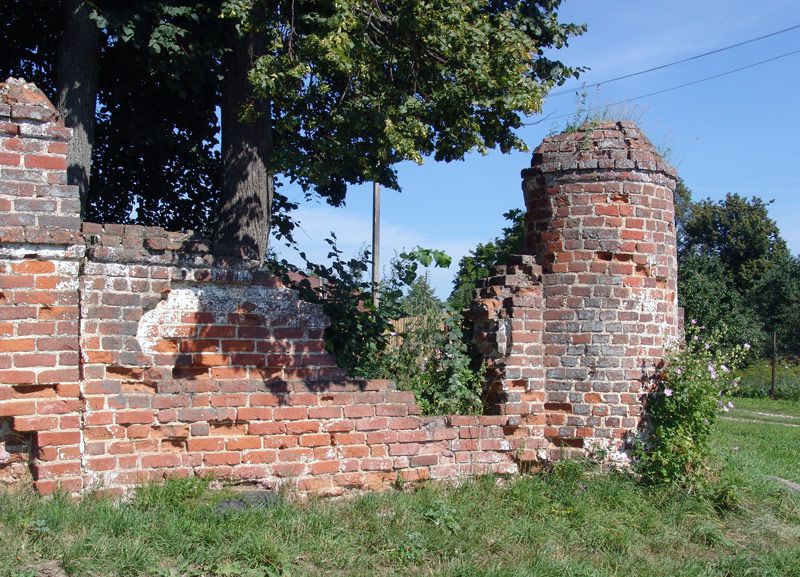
[0,89,677,499]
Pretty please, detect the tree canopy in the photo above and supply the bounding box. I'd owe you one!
[448,208,525,312]
[675,187,797,357]
[3,0,585,261]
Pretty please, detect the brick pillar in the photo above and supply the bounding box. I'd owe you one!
[469,255,549,461]
[0,78,84,492]
[523,121,680,460]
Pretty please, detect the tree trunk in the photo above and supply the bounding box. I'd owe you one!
[214,18,272,265]
[56,0,102,218]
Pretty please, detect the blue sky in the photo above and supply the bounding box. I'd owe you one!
[274,0,800,297]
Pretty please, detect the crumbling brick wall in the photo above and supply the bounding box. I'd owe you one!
[473,122,680,463]
[0,80,680,497]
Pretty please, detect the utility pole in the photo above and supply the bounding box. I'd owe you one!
[770,330,777,400]
[372,181,380,308]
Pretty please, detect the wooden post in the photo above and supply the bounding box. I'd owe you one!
[372,181,380,308]
[770,330,777,400]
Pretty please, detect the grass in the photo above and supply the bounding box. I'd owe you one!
[736,360,800,401]
[1,401,798,577]
[714,398,800,484]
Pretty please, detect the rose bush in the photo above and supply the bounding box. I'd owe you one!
[636,322,747,486]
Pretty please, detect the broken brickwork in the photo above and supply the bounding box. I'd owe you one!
[472,122,680,462]
[0,80,679,496]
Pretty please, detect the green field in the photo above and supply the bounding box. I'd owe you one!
[713,398,800,484]
[1,400,798,577]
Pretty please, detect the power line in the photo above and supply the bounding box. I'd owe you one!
[548,23,800,98]
[526,47,800,126]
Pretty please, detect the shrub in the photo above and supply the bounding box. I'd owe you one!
[379,279,484,414]
[636,322,747,486]
[281,238,484,415]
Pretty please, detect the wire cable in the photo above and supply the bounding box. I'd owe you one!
[526,47,800,125]
[547,23,800,98]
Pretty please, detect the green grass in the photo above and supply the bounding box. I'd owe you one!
[737,361,800,401]
[713,398,800,484]
[1,401,799,577]
[727,397,800,417]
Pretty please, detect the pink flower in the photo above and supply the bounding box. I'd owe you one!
[708,363,717,380]
[720,364,730,373]
[691,319,697,325]
[664,388,673,397]
[743,343,751,350]
[674,367,682,375]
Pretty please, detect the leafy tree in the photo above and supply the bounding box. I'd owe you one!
[750,254,800,356]
[57,0,103,214]
[677,254,766,353]
[678,186,799,358]
[202,0,584,260]
[673,178,692,257]
[388,275,484,414]
[449,208,525,312]
[5,1,584,262]
[681,193,790,293]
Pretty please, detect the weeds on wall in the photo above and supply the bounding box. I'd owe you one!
[555,87,649,134]
[636,323,748,486]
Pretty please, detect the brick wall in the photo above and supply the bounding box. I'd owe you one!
[0,80,680,497]
[523,122,680,460]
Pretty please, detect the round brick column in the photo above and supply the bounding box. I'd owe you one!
[521,121,680,460]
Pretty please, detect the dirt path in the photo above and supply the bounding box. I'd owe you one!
[720,416,800,428]
[735,409,800,421]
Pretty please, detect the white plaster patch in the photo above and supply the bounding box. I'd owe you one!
[498,318,512,357]
[0,243,83,260]
[584,437,631,465]
[136,282,329,354]
[640,298,658,314]
[55,260,80,291]
[83,262,132,277]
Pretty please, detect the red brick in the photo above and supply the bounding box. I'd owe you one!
[272,463,306,477]
[311,460,341,475]
[13,415,57,431]
[204,452,241,466]
[243,450,277,464]
[0,339,36,353]
[274,406,307,420]
[286,420,319,434]
[0,400,35,416]
[37,430,81,446]
[141,453,181,468]
[0,152,20,166]
[0,369,36,384]
[116,411,154,425]
[24,155,67,170]
[187,437,225,451]
[226,436,261,450]
[299,433,330,447]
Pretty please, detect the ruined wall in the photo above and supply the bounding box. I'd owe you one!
[0,80,679,497]
[473,121,680,461]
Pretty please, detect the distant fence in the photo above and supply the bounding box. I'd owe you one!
[386,316,446,350]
